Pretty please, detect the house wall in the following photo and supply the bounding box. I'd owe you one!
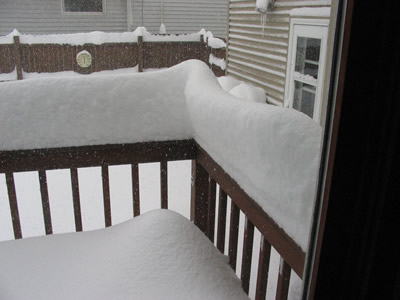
[0,0,228,38]
[131,0,228,38]
[0,0,127,35]
[226,0,331,106]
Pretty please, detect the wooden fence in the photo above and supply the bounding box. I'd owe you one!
[0,35,225,80]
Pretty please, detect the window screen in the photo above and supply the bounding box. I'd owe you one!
[64,0,103,13]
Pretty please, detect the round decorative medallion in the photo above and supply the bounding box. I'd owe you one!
[76,50,92,68]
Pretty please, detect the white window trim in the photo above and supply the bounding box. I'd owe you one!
[61,0,106,16]
[284,18,329,123]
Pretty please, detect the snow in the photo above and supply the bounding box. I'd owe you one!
[0,209,248,300]
[0,68,17,81]
[199,29,226,48]
[290,7,331,17]
[218,76,266,103]
[294,71,318,84]
[183,62,322,251]
[0,59,321,251]
[209,54,226,70]
[159,23,167,34]
[0,27,205,45]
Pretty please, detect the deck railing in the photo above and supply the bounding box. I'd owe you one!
[0,139,304,300]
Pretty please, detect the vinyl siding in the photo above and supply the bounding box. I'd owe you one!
[227,0,331,105]
[132,0,228,38]
[0,0,127,35]
[0,0,228,38]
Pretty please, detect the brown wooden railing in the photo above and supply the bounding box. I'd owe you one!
[0,140,304,300]
[0,35,225,79]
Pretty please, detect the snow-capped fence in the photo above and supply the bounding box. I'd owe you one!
[0,30,226,80]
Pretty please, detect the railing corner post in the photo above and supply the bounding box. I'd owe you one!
[190,159,209,233]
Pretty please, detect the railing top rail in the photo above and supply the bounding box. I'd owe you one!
[0,139,196,173]
[195,143,306,277]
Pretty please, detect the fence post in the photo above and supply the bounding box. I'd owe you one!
[138,35,144,72]
[13,36,23,80]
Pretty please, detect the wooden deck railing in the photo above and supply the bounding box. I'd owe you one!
[0,140,304,300]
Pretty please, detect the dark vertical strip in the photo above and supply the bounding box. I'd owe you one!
[13,36,23,80]
[216,188,228,253]
[255,237,272,300]
[132,163,140,217]
[38,170,52,235]
[101,165,112,227]
[206,178,216,242]
[276,258,291,300]
[5,172,22,239]
[241,216,255,294]
[160,161,168,209]
[228,201,240,270]
[138,35,143,72]
[70,168,83,232]
[190,160,209,233]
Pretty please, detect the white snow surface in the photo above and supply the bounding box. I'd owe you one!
[0,60,321,250]
[209,54,226,70]
[218,76,266,103]
[0,27,204,45]
[0,209,248,300]
[0,68,17,81]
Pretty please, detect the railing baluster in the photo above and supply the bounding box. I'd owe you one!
[228,201,240,270]
[5,172,22,239]
[160,161,168,209]
[38,170,52,235]
[241,216,254,294]
[275,258,291,300]
[206,178,216,242]
[216,188,227,253]
[70,168,83,232]
[132,163,140,217]
[255,237,272,300]
[101,165,112,227]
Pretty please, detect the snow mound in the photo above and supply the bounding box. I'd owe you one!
[0,60,321,250]
[0,209,248,300]
[218,76,266,103]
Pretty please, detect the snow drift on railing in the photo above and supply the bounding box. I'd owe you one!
[0,60,321,251]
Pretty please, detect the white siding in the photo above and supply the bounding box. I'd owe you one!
[1,0,228,38]
[227,0,331,105]
[131,0,228,38]
[0,0,127,35]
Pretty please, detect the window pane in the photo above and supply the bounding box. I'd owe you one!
[293,81,316,118]
[295,37,321,79]
[64,0,103,12]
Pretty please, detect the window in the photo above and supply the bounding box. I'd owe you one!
[63,0,104,14]
[284,19,328,123]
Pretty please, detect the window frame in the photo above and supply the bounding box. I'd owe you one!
[284,18,329,123]
[61,0,106,15]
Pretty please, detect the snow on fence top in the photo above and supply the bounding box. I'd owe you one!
[0,27,225,48]
[0,60,321,251]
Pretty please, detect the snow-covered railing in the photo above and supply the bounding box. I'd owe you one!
[0,60,321,299]
[0,28,226,80]
[0,140,302,299]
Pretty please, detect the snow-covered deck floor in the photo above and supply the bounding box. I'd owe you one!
[0,209,248,300]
